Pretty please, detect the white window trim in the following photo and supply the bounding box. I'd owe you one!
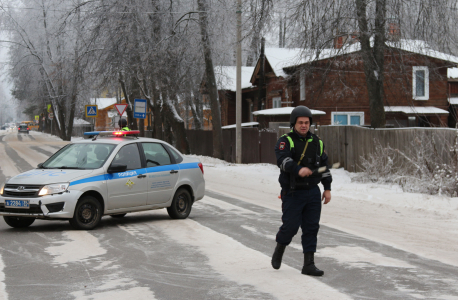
[331,112,364,125]
[300,70,305,101]
[412,66,429,101]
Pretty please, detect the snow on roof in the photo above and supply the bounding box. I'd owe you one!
[252,107,326,116]
[215,66,256,91]
[221,122,259,129]
[384,106,449,115]
[90,98,118,110]
[275,39,458,70]
[263,48,304,78]
[449,97,458,105]
[73,118,91,125]
[448,68,458,79]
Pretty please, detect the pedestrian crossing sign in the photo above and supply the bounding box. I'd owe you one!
[85,105,98,117]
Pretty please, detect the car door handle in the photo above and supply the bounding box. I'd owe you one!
[137,174,147,178]
[170,170,178,174]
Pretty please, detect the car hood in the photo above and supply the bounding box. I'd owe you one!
[7,169,97,185]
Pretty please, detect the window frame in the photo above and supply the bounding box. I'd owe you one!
[139,142,174,167]
[412,66,429,101]
[300,69,306,101]
[272,97,281,108]
[331,112,364,125]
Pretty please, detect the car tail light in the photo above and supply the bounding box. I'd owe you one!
[18,127,20,130]
[198,163,204,174]
[27,127,29,130]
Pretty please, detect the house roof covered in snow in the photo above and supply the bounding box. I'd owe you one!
[90,98,118,110]
[215,66,256,92]
[73,118,91,126]
[252,107,326,116]
[384,106,449,115]
[252,40,458,82]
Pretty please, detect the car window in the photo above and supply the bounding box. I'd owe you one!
[141,143,172,167]
[111,143,142,170]
[165,145,183,163]
[43,143,116,169]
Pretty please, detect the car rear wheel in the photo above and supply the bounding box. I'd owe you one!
[3,216,35,228]
[167,188,192,219]
[110,214,126,218]
[69,196,102,230]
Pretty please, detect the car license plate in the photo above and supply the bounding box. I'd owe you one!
[5,200,30,209]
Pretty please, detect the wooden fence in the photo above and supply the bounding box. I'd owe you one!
[186,129,277,165]
[317,126,456,172]
[186,126,457,172]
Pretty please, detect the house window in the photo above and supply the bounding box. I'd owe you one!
[272,97,281,108]
[412,66,429,100]
[331,112,364,125]
[300,69,305,101]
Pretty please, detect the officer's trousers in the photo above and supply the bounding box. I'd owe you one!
[276,186,322,253]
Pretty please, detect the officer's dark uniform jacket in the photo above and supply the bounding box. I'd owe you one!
[275,129,332,190]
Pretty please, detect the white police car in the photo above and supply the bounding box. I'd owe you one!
[0,131,205,230]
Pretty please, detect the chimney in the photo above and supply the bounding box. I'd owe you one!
[334,35,348,49]
[387,22,401,42]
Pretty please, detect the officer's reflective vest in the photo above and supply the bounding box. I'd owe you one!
[282,131,323,159]
[121,126,130,131]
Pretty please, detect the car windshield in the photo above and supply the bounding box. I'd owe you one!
[42,143,116,169]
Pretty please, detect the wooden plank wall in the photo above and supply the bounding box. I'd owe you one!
[317,126,456,172]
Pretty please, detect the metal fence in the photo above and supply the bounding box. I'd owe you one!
[187,126,457,172]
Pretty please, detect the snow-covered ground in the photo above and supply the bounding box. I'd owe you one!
[193,155,458,267]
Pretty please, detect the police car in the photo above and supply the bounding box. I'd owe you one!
[0,130,205,230]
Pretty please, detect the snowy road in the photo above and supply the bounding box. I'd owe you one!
[1,130,458,300]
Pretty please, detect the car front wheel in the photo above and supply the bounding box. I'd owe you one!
[69,196,102,230]
[167,188,192,219]
[3,216,35,228]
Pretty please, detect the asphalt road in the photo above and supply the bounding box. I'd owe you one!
[1,130,457,300]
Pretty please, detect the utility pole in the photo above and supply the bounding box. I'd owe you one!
[236,0,242,164]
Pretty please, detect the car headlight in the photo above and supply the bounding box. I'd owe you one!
[0,184,4,196]
[39,183,69,196]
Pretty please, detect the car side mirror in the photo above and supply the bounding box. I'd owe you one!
[107,164,127,173]
[37,163,43,168]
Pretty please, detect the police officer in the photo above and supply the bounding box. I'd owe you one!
[118,118,130,131]
[271,106,332,276]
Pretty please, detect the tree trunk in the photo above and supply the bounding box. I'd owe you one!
[119,74,137,130]
[197,0,224,159]
[246,0,267,66]
[151,83,163,140]
[356,0,386,128]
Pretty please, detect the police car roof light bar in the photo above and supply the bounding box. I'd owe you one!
[83,130,141,137]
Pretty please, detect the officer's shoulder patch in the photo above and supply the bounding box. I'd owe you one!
[279,142,286,150]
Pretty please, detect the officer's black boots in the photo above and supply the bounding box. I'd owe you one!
[271,243,286,270]
[302,252,324,276]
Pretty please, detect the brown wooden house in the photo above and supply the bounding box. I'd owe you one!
[215,40,458,129]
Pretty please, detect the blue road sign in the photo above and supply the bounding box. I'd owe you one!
[134,99,147,119]
[85,105,98,117]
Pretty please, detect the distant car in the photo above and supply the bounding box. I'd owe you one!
[18,124,29,134]
[0,131,205,230]
[1,125,6,130]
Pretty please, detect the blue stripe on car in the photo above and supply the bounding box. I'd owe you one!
[69,162,200,186]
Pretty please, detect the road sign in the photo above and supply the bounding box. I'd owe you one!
[134,99,147,119]
[48,112,54,120]
[115,104,128,116]
[47,104,51,112]
[85,105,98,117]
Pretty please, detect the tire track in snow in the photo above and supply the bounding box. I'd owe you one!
[0,135,31,174]
[158,219,351,300]
[45,231,158,300]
